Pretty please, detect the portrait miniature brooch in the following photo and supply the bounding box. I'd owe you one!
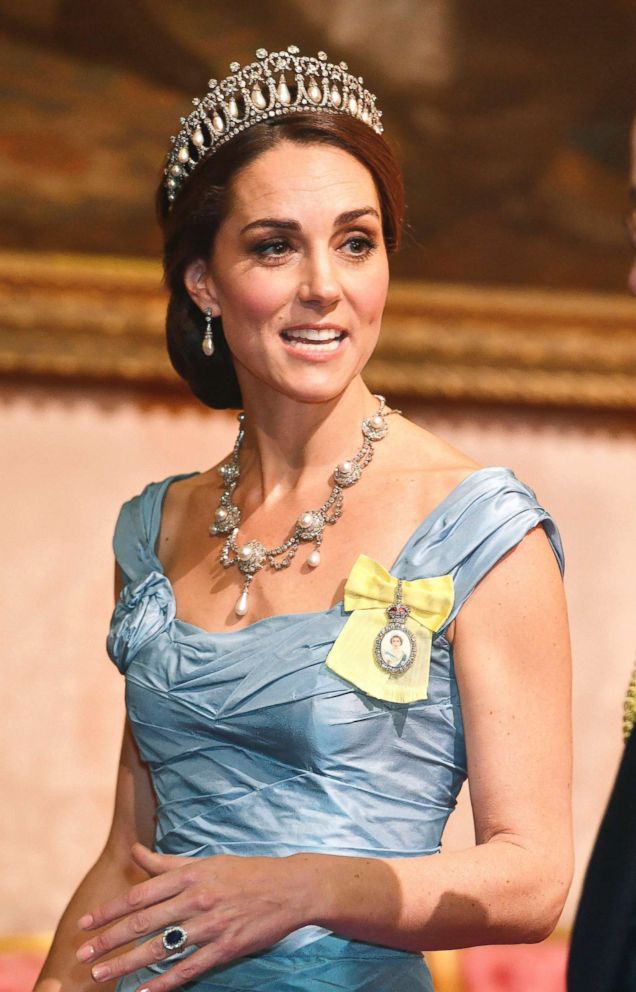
[326,555,454,703]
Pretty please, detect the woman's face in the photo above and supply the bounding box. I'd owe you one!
[198,140,389,405]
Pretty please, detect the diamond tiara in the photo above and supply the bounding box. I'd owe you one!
[163,44,384,204]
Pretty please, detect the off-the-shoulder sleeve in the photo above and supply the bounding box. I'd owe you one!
[112,484,157,584]
[111,472,200,583]
[107,569,175,673]
[400,467,563,630]
[107,473,199,672]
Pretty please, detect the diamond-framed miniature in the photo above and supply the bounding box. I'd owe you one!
[374,624,416,675]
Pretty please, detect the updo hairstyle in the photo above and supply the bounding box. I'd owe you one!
[156,112,405,410]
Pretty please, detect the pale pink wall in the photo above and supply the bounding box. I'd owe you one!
[404,403,636,927]
[2,384,635,934]
[1,385,236,935]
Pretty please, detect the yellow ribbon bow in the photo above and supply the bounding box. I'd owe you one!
[326,554,454,704]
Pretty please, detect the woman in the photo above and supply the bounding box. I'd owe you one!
[35,45,572,992]
[384,633,410,670]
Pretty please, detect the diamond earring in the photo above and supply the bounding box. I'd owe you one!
[202,307,215,356]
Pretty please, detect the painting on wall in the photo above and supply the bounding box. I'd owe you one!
[1,0,636,410]
[1,0,635,290]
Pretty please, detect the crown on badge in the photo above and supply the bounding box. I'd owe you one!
[163,45,384,204]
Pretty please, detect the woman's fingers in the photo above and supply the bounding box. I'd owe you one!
[76,894,188,963]
[129,941,234,992]
[76,853,298,987]
[131,843,196,877]
[81,914,205,985]
[78,870,186,930]
[79,847,199,930]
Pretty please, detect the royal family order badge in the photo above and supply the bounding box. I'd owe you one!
[325,555,455,704]
[374,580,416,674]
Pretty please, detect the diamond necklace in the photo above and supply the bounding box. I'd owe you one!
[209,394,397,617]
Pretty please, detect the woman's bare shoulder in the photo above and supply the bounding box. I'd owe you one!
[156,468,219,556]
[163,465,219,504]
[386,413,482,501]
[389,412,478,466]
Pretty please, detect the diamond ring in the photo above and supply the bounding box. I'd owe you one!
[162,925,188,953]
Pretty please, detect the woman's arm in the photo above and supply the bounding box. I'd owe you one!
[76,526,572,992]
[308,525,573,948]
[36,566,157,991]
[35,720,156,992]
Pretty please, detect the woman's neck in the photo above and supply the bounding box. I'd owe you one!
[237,378,379,504]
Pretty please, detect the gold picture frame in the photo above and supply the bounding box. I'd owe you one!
[1,249,635,409]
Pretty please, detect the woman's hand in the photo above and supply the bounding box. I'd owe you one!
[75,844,310,992]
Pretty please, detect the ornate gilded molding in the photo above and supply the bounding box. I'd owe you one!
[0,251,167,383]
[372,282,636,408]
[1,249,635,409]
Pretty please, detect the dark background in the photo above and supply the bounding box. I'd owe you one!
[1,0,634,290]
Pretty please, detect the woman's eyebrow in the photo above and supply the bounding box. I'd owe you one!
[335,207,380,226]
[240,218,300,234]
[240,207,380,236]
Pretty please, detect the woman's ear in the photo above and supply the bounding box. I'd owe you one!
[183,259,221,317]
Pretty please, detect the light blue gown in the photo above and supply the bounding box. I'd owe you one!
[107,466,563,991]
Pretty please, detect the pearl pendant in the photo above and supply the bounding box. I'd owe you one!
[235,589,249,616]
[348,95,358,115]
[212,113,225,133]
[202,332,214,357]
[227,97,239,119]
[177,146,190,163]
[277,76,291,105]
[330,86,342,107]
[252,86,267,110]
[307,79,322,104]
[307,550,321,568]
[192,128,205,147]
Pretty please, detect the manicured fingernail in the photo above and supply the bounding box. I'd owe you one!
[78,913,94,928]
[76,943,94,962]
[91,964,111,981]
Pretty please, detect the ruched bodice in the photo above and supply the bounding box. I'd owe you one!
[107,466,563,991]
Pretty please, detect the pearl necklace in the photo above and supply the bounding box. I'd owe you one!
[209,395,395,617]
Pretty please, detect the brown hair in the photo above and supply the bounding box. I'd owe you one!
[157,112,404,410]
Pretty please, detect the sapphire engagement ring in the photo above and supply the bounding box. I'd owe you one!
[162,925,188,953]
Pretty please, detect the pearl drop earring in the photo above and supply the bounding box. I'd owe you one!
[202,308,215,356]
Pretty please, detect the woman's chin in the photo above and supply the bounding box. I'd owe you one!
[237,351,368,406]
[271,375,356,406]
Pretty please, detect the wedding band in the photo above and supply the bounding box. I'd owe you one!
[162,925,188,952]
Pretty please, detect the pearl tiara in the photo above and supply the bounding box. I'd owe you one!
[163,44,384,204]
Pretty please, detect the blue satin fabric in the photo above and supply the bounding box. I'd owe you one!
[108,466,563,991]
